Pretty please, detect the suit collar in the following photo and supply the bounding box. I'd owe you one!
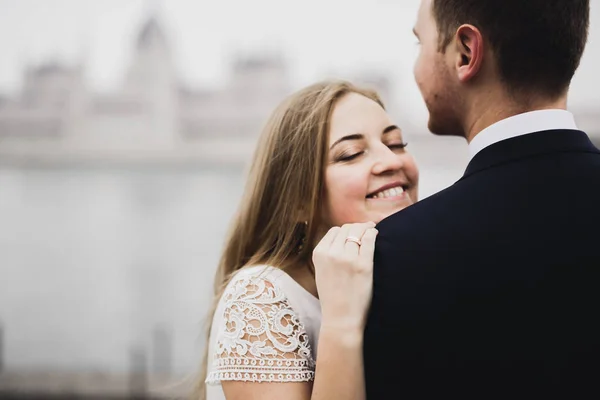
[462,129,600,179]
[468,110,578,161]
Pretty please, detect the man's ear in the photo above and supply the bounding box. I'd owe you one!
[452,24,484,82]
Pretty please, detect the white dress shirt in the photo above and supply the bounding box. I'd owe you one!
[469,109,578,161]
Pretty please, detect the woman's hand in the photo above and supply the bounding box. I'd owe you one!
[312,222,378,333]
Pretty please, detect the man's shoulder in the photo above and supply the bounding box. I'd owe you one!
[377,182,463,234]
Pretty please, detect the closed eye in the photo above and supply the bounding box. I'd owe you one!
[388,142,408,150]
[337,151,364,162]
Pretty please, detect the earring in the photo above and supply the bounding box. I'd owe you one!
[297,221,308,253]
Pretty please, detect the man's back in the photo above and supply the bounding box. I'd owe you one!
[364,130,600,398]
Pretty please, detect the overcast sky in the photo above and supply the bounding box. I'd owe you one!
[0,0,598,116]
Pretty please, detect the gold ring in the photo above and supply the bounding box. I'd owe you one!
[345,236,362,246]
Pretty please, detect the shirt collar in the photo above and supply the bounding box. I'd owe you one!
[468,109,578,160]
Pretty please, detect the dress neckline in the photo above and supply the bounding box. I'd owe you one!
[239,265,320,305]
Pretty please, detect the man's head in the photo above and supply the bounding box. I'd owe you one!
[413,0,590,138]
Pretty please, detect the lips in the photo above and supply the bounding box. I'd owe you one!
[367,186,404,199]
[366,182,407,199]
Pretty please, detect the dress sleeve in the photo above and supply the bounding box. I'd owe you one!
[206,272,315,384]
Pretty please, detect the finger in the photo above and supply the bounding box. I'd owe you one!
[330,223,352,253]
[358,227,378,261]
[315,226,340,251]
[344,222,374,252]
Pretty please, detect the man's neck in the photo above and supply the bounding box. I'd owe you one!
[463,93,568,143]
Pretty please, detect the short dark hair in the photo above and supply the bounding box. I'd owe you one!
[432,0,589,99]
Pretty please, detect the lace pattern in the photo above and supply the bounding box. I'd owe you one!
[206,272,315,383]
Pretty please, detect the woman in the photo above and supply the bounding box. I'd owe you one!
[195,80,419,399]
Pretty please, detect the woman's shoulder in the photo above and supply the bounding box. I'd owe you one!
[207,264,316,384]
[222,265,319,311]
[221,265,283,302]
[231,264,286,282]
[217,265,309,315]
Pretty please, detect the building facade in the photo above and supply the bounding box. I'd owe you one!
[0,15,291,166]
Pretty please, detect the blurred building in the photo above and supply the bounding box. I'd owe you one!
[0,14,291,166]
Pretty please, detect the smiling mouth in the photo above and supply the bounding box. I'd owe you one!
[366,185,408,199]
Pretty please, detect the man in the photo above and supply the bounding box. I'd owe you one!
[364,0,599,398]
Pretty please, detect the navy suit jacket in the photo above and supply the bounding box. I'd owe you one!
[364,130,600,399]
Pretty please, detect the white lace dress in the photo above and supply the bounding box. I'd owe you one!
[205,265,322,400]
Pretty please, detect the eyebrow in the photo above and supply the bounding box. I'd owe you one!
[329,133,364,150]
[329,125,401,150]
[383,125,400,134]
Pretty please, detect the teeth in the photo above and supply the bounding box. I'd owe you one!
[373,186,404,199]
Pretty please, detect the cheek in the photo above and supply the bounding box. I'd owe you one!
[404,155,420,199]
[415,52,436,93]
[413,55,425,86]
[406,157,420,186]
[324,168,369,225]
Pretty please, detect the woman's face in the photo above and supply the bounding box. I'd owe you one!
[322,92,419,227]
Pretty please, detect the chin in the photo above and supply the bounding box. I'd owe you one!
[427,113,464,137]
[424,89,464,137]
[427,117,446,135]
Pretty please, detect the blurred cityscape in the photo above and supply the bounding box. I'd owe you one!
[0,1,599,398]
[0,14,290,166]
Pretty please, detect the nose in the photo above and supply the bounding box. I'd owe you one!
[371,144,403,176]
